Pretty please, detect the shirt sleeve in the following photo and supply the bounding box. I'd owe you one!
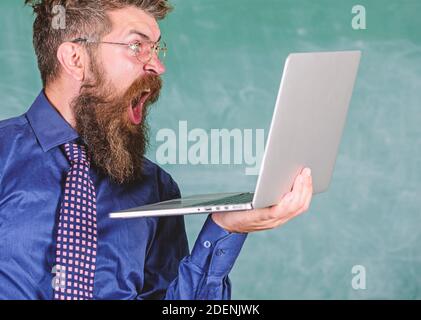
[137,171,247,300]
[164,215,247,300]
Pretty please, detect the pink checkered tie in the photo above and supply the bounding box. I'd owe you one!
[53,141,98,300]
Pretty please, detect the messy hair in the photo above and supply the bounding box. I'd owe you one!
[24,0,173,86]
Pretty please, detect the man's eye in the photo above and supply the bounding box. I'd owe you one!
[129,42,141,52]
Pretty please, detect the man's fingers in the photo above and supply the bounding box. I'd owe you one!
[295,175,313,216]
[275,168,313,220]
[289,171,305,212]
[299,168,311,205]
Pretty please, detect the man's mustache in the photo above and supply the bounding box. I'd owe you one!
[123,73,162,109]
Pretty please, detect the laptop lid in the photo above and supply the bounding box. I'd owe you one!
[252,51,361,209]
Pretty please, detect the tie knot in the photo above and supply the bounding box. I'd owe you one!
[63,141,90,167]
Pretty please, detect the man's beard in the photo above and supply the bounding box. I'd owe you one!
[71,61,162,185]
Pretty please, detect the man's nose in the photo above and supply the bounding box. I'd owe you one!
[143,56,166,75]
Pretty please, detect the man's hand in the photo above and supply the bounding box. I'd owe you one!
[211,167,313,233]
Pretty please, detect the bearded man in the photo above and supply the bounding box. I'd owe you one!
[0,0,313,300]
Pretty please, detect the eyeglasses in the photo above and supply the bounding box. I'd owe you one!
[70,37,167,64]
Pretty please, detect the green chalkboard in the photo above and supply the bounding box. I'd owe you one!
[1,0,420,299]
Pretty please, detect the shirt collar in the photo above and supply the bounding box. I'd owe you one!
[26,90,79,152]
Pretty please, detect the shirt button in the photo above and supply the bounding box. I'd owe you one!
[203,240,212,248]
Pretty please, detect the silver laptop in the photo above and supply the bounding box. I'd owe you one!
[110,50,361,218]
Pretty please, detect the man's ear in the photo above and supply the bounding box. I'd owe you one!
[56,42,86,82]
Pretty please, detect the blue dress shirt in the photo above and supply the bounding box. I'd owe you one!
[0,91,247,300]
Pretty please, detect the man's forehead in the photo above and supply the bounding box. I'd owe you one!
[106,8,161,42]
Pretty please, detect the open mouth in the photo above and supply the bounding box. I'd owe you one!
[128,89,151,125]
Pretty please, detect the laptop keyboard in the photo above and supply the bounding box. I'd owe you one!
[193,192,254,206]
